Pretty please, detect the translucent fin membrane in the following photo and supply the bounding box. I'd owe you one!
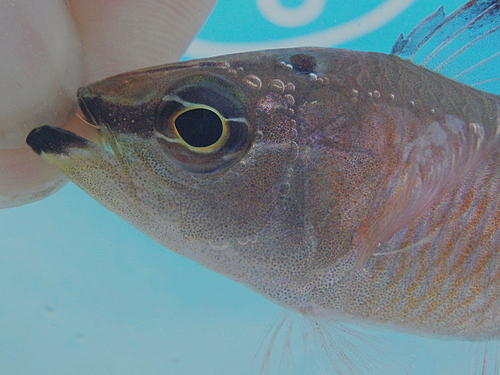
[252,311,416,375]
[469,341,500,375]
[391,0,500,95]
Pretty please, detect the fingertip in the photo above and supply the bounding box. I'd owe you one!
[69,0,218,81]
[0,146,67,209]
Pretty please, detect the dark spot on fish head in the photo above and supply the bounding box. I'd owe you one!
[290,54,317,74]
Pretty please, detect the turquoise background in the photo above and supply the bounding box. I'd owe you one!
[0,0,494,374]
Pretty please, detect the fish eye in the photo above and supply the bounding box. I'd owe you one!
[154,75,253,174]
[174,107,224,148]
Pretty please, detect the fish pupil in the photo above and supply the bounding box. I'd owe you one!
[175,108,223,148]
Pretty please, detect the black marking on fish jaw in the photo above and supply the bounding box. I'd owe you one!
[290,54,317,74]
[26,125,88,155]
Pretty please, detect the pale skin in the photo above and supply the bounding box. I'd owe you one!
[0,0,217,208]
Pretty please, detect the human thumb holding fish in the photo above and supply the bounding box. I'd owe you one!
[0,0,217,208]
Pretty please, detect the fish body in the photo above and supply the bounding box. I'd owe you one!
[26,0,500,344]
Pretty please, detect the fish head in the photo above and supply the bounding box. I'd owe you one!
[27,51,309,276]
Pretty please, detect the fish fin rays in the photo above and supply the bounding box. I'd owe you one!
[253,310,416,375]
[391,0,500,95]
[470,341,500,375]
[390,6,446,58]
[373,229,439,257]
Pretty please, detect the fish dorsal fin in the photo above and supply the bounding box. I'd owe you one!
[391,0,500,95]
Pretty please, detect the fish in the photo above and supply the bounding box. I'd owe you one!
[25,0,500,373]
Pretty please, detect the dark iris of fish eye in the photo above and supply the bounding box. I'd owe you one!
[174,108,223,148]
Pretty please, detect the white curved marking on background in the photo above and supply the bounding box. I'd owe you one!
[257,0,326,28]
[186,0,416,58]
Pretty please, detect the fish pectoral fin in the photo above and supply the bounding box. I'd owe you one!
[373,229,439,257]
[392,0,500,95]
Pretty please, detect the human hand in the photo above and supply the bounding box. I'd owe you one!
[0,0,217,208]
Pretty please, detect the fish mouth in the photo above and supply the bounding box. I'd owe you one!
[26,87,103,156]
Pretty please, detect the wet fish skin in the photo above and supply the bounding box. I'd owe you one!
[26,45,500,341]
